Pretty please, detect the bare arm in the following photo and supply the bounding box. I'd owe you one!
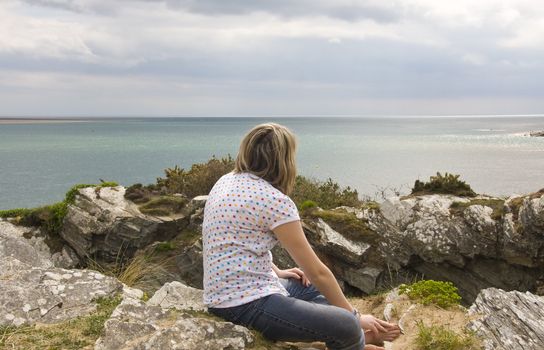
[272,220,355,313]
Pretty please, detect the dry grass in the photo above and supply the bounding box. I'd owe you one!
[86,249,176,288]
[0,295,121,350]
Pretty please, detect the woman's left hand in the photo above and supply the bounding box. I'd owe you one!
[276,267,311,286]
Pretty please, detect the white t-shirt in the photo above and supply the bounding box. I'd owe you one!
[202,171,300,308]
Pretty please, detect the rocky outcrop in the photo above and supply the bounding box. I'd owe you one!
[60,186,196,262]
[0,220,122,326]
[273,191,544,301]
[468,288,544,350]
[380,193,544,301]
[96,281,254,350]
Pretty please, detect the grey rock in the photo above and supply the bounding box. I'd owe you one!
[95,290,253,350]
[468,288,544,350]
[60,186,191,262]
[311,218,370,264]
[0,259,122,326]
[51,244,81,269]
[0,221,54,270]
[148,281,206,311]
[343,267,383,294]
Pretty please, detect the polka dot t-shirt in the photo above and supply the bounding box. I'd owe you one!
[202,171,300,308]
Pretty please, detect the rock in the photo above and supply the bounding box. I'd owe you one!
[468,288,544,350]
[0,221,53,270]
[529,130,544,137]
[190,195,208,208]
[148,281,206,311]
[96,286,253,350]
[51,244,81,269]
[175,238,204,288]
[343,267,382,294]
[0,257,122,326]
[311,218,370,264]
[61,186,191,262]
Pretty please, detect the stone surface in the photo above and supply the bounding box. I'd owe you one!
[148,281,206,311]
[95,284,253,350]
[60,186,191,262]
[0,221,53,270]
[0,258,122,326]
[468,288,544,350]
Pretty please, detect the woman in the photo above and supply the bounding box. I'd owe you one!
[203,123,400,350]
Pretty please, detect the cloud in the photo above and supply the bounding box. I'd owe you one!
[1,0,544,116]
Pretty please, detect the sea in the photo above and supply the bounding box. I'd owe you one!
[1,116,543,210]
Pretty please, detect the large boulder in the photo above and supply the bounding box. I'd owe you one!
[95,281,254,350]
[468,288,544,350]
[60,186,193,262]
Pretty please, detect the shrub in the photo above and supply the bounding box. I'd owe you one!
[299,200,318,211]
[415,321,480,350]
[291,176,361,209]
[399,280,462,308]
[411,172,476,197]
[156,155,234,197]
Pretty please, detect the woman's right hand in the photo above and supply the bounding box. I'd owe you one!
[359,314,387,334]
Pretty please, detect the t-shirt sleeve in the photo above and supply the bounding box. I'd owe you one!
[262,194,300,230]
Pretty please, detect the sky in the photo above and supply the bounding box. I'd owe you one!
[1,0,544,117]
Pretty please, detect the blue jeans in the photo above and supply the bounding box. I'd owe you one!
[208,278,365,350]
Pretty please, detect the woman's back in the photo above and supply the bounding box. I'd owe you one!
[202,171,300,308]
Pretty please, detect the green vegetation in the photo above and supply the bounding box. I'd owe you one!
[450,199,505,220]
[154,241,176,252]
[0,294,121,350]
[399,280,462,308]
[138,195,187,216]
[291,176,362,209]
[309,209,377,242]
[299,200,318,212]
[157,155,235,198]
[411,172,476,197]
[415,321,481,350]
[0,181,118,239]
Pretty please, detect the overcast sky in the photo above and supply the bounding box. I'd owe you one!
[1,0,544,117]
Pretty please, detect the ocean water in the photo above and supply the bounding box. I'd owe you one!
[0,116,543,210]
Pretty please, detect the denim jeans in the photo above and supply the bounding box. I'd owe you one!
[208,278,365,350]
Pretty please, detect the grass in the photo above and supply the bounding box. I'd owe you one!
[415,321,481,350]
[399,280,462,309]
[450,198,505,220]
[308,208,377,243]
[0,294,122,350]
[138,195,187,216]
[86,249,175,288]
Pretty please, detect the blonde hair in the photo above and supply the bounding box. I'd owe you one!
[234,123,297,195]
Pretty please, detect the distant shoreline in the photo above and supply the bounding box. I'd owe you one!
[0,118,91,125]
